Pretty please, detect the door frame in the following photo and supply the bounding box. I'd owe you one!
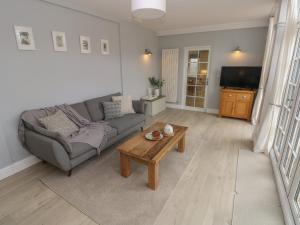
[181,46,211,109]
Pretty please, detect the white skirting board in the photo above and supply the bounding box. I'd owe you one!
[270,150,295,225]
[0,155,40,181]
[166,103,219,114]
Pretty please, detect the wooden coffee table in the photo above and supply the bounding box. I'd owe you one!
[116,122,188,190]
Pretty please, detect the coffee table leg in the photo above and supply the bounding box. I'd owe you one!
[148,163,159,190]
[120,153,131,177]
[178,135,185,153]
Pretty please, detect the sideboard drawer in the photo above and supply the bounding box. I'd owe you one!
[236,93,251,102]
[222,92,236,100]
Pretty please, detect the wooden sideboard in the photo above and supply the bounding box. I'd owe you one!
[219,88,255,121]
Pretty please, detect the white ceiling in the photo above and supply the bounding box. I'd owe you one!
[44,0,277,35]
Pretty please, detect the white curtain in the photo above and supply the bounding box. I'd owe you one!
[253,2,298,154]
[251,17,275,125]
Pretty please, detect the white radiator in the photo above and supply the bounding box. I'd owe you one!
[162,49,179,103]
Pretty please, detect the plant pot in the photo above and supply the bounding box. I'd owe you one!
[154,89,160,97]
[147,88,153,97]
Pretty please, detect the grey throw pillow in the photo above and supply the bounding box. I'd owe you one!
[102,101,123,120]
[38,110,79,137]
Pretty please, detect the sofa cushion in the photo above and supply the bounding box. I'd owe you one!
[70,102,91,121]
[69,125,118,158]
[107,113,145,134]
[20,109,55,128]
[70,142,94,159]
[102,101,123,120]
[38,110,79,137]
[112,95,135,114]
[85,93,121,122]
[132,100,146,114]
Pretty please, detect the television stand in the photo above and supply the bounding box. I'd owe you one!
[219,88,256,121]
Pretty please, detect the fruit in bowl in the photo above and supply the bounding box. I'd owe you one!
[152,130,161,138]
[145,130,163,141]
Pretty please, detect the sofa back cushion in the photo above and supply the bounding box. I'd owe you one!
[102,101,123,120]
[21,109,55,129]
[84,93,121,122]
[70,102,91,121]
[112,95,135,114]
[38,110,79,137]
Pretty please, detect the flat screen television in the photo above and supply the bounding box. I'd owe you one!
[220,66,261,89]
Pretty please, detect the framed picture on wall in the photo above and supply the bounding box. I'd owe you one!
[14,26,36,50]
[52,31,67,52]
[101,39,110,55]
[80,36,91,54]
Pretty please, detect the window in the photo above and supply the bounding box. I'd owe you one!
[272,14,300,224]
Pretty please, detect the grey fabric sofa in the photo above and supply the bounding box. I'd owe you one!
[21,93,146,175]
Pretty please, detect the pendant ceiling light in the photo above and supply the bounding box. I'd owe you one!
[131,0,166,20]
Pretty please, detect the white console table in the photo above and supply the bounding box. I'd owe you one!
[142,96,166,116]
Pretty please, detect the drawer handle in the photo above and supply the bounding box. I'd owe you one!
[242,96,247,99]
[228,94,232,97]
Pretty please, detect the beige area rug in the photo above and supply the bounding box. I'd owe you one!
[41,133,199,225]
[232,149,285,225]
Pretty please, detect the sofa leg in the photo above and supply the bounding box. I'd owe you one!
[67,169,72,177]
[140,127,144,132]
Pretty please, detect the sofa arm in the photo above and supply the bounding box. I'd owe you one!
[133,100,147,114]
[24,122,72,154]
[25,130,71,171]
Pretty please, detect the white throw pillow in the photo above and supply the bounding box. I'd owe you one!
[112,95,135,114]
[38,110,78,137]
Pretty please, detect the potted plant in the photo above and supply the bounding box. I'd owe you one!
[148,77,164,97]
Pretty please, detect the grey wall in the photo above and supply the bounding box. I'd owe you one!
[120,21,160,98]
[0,0,159,170]
[159,27,267,109]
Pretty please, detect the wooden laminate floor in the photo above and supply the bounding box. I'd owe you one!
[0,109,258,225]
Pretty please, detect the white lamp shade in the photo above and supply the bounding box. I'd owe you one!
[131,0,166,19]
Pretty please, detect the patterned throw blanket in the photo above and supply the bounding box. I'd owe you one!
[57,104,116,154]
[19,104,116,155]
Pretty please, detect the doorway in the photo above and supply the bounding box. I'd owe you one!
[182,46,211,110]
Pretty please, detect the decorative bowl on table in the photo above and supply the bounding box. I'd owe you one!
[145,130,163,141]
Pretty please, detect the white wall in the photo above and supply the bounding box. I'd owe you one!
[120,21,160,98]
[159,27,267,109]
[0,0,159,171]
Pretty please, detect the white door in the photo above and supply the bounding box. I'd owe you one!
[288,164,300,225]
[274,29,300,163]
[183,47,210,109]
[270,3,300,224]
[276,28,300,192]
[280,95,300,191]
